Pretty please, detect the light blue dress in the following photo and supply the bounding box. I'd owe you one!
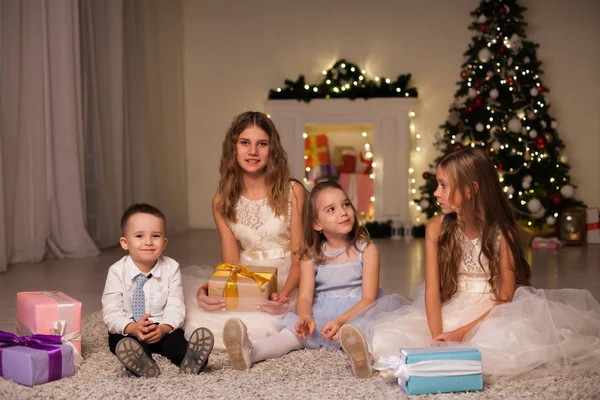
[280,241,390,350]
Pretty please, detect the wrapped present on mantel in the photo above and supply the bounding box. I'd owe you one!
[374,345,483,396]
[208,263,277,311]
[305,134,333,181]
[16,291,83,365]
[0,331,74,386]
[586,208,600,244]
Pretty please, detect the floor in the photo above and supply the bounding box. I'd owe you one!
[1,229,599,333]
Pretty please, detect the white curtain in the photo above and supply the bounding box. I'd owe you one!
[80,0,188,248]
[0,0,187,271]
[79,0,126,248]
[0,0,100,272]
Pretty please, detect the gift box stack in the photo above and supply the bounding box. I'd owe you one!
[0,291,82,386]
[374,345,483,395]
[208,263,277,311]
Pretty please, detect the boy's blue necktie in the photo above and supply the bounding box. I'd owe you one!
[132,274,151,322]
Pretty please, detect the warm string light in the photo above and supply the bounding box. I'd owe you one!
[270,59,417,101]
[302,132,309,183]
[409,111,421,224]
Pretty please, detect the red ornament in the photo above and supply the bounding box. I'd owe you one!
[466,105,474,113]
[423,172,430,180]
[478,24,487,32]
[507,77,514,86]
[472,96,485,109]
[499,45,507,54]
[497,162,504,171]
[473,80,481,89]
[498,6,506,15]
[535,136,546,149]
[461,70,468,79]
[551,193,564,206]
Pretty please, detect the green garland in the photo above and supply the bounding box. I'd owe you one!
[268,59,418,102]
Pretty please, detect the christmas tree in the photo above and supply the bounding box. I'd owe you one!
[416,0,585,229]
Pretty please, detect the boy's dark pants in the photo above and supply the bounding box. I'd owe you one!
[108,328,188,366]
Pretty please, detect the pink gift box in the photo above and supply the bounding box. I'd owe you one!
[16,292,82,359]
[531,237,566,249]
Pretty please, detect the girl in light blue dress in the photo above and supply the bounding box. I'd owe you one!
[222,181,399,378]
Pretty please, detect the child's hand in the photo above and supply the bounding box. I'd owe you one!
[321,318,342,341]
[258,293,289,315]
[141,324,167,344]
[126,313,156,339]
[295,316,315,339]
[197,282,226,312]
[270,292,288,303]
[432,327,467,343]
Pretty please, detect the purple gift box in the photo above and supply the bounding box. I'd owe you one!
[0,331,74,386]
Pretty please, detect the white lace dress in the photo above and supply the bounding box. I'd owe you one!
[181,185,295,350]
[370,228,600,376]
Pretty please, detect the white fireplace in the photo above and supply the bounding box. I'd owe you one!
[264,98,416,222]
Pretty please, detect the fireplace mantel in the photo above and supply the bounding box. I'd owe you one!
[265,98,416,222]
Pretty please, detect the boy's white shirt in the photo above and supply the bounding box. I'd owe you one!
[101,255,185,334]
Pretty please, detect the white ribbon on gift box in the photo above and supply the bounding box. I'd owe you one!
[16,319,83,366]
[373,356,483,383]
[16,291,83,366]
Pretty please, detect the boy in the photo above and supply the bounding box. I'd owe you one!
[102,203,213,377]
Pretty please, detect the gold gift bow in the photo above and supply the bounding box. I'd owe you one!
[213,263,276,302]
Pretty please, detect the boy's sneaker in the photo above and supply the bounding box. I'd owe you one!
[115,337,160,378]
[339,324,373,379]
[223,318,252,370]
[180,327,214,374]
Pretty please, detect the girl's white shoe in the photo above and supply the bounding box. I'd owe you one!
[223,317,253,370]
[340,324,373,379]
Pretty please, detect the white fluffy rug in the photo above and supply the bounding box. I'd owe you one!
[1,312,599,400]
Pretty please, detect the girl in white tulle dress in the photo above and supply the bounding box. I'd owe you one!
[221,181,392,378]
[370,147,600,377]
[181,111,305,350]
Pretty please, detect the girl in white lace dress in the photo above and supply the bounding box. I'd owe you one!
[181,111,305,349]
[371,148,600,376]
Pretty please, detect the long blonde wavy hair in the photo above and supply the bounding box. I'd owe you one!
[300,181,370,265]
[217,111,291,222]
[437,147,530,303]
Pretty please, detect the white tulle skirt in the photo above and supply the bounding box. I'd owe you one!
[181,252,294,350]
[371,285,600,376]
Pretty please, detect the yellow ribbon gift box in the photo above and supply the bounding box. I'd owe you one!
[208,263,278,311]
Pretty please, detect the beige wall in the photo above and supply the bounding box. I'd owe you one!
[184,0,600,228]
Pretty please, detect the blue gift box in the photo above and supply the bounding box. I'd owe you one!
[374,345,483,395]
